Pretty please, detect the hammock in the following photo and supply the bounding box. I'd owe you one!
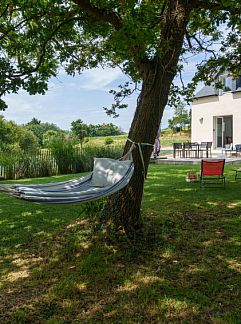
[0,139,155,204]
[0,157,134,204]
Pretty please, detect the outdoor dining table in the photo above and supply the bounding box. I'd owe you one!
[173,142,212,159]
[183,143,200,158]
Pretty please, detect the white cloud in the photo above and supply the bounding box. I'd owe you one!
[4,95,42,114]
[79,67,123,91]
[1,62,200,132]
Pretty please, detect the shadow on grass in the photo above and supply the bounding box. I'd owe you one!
[0,165,241,322]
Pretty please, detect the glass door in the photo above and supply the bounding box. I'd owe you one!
[216,117,224,148]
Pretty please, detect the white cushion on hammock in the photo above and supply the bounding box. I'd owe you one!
[91,158,132,187]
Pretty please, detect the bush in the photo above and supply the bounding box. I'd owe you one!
[105,137,114,145]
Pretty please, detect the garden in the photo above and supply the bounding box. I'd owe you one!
[1,1,241,322]
[0,116,125,180]
[0,163,241,323]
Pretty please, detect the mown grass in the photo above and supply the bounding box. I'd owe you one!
[84,134,127,147]
[0,163,241,323]
[84,132,191,148]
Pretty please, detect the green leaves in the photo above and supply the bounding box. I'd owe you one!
[103,81,139,117]
[0,0,241,109]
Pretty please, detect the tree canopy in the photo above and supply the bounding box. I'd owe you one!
[71,119,124,139]
[0,115,39,152]
[168,104,191,133]
[1,0,241,234]
[0,1,241,110]
[25,118,63,145]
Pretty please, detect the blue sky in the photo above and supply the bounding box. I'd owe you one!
[2,58,199,132]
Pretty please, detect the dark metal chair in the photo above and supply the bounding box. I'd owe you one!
[200,159,225,188]
[199,142,212,158]
[183,142,191,158]
[173,143,183,158]
[191,142,200,158]
[199,142,208,158]
[184,142,199,158]
[206,142,212,157]
[235,144,241,156]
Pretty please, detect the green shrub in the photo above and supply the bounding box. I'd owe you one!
[105,137,114,145]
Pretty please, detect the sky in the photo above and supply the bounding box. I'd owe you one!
[2,57,200,133]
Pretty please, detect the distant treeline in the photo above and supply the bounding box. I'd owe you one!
[0,116,125,179]
[0,116,124,152]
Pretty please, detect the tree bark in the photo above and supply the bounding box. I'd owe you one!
[102,1,192,237]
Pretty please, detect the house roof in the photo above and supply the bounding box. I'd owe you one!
[194,85,218,98]
[194,75,241,99]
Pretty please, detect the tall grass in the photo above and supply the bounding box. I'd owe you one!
[49,139,78,175]
[0,153,18,179]
[0,151,55,179]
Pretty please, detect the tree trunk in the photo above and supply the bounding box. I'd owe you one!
[102,0,191,237]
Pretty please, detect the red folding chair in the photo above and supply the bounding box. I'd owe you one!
[200,159,225,188]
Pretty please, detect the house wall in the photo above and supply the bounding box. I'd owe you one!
[191,92,241,147]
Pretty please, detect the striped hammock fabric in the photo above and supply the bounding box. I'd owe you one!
[0,158,134,204]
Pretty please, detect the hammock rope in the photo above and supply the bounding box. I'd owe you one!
[127,138,153,179]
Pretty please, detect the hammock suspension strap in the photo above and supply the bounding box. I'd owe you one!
[126,138,153,179]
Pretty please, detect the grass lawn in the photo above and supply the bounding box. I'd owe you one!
[84,134,127,147]
[84,132,191,148]
[0,164,241,323]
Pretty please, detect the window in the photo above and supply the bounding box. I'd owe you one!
[218,74,241,94]
[222,76,233,92]
[236,75,241,90]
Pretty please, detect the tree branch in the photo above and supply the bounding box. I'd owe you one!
[0,13,46,41]
[194,0,241,14]
[0,8,79,41]
[73,0,123,29]
[192,34,217,58]
[5,16,81,79]
[0,4,9,18]
[185,31,193,50]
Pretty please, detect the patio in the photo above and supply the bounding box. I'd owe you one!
[151,147,241,165]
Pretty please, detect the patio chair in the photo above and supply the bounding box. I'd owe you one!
[183,142,199,158]
[199,142,212,158]
[200,159,225,188]
[222,143,234,157]
[235,144,241,156]
[199,142,208,158]
[206,142,212,157]
[173,143,183,158]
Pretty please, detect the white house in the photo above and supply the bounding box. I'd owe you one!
[191,75,241,149]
